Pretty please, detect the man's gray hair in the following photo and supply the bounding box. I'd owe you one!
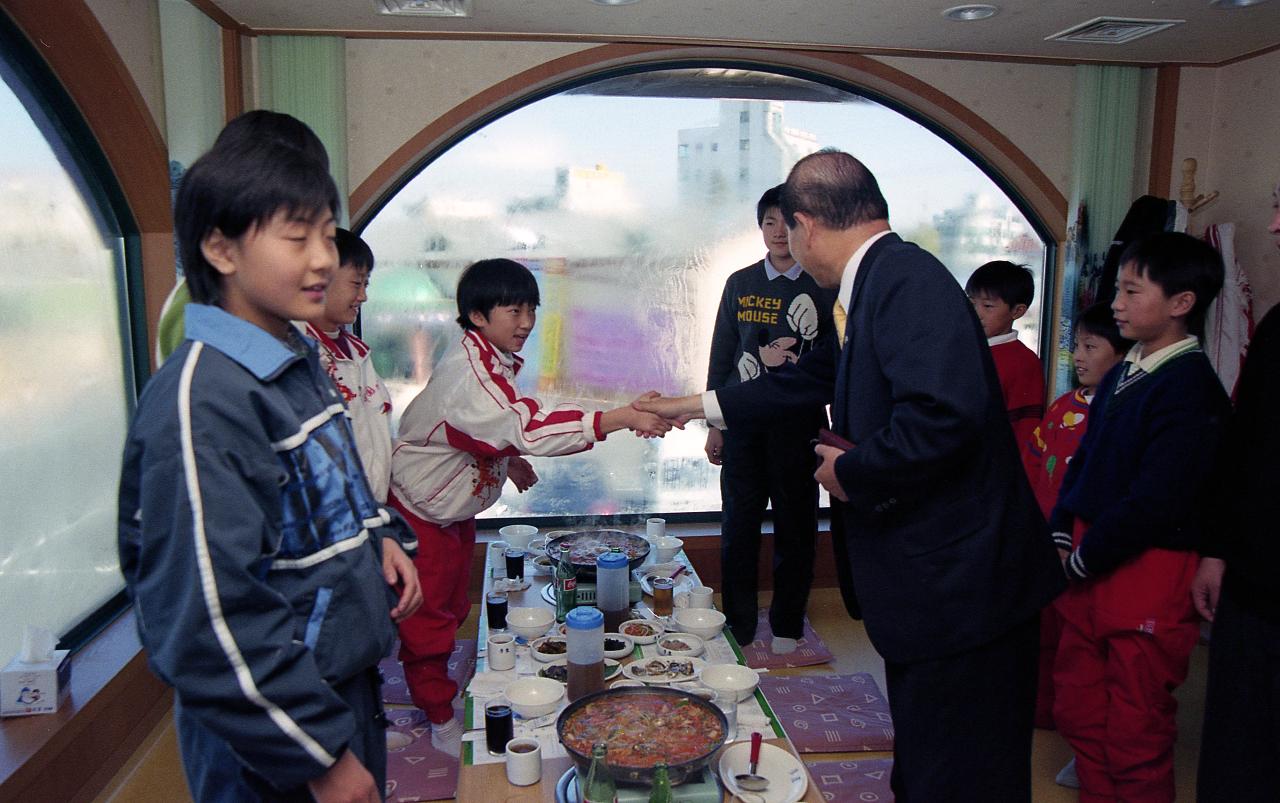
[780,150,889,230]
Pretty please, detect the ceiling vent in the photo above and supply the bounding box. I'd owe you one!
[1045,16,1184,45]
[376,0,472,17]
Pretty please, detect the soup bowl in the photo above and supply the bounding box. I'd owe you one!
[555,685,727,786]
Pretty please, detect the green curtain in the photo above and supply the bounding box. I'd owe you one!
[257,35,349,223]
[1056,64,1141,393]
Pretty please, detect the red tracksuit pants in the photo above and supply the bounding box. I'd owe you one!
[1052,522,1200,803]
[389,495,476,724]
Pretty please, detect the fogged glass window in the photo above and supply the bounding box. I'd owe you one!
[362,68,1048,522]
[0,57,131,659]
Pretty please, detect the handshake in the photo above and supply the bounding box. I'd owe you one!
[603,392,706,439]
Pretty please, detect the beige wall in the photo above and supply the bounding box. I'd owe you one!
[1173,49,1280,317]
[877,56,1077,200]
[345,39,588,191]
[85,0,166,140]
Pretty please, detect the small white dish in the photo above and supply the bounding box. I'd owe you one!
[698,663,760,703]
[537,658,621,683]
[618,619,664,644]
[621,656,705,684]
[656,632,704,658]
[672,608,726,641]
[529,635,568,662]
[718,740,808,803]
[507,607,555,641]
[603,633,635,659]
[505,676,564,719]
[610,678,645,689]
[638,565,695,596]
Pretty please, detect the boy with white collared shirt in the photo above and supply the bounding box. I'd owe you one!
[1048,231,1230,802]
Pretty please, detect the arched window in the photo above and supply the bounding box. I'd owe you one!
[361,67,1049,524]
[0,21,138,660]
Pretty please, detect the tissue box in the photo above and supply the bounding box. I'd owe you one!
[1,650,71,717]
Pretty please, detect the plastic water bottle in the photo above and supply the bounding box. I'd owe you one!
[565,606,605,702]
[596,550,630,632]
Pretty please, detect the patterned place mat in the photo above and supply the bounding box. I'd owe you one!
[384,708,460,802]
[803,757,895,801]
[740,612,834,669]
[758,673,894,753]
[380,640,477,706]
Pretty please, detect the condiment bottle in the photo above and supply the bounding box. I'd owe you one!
[582,742,617,803]
[596,550,630,632]
[648,762,673,803]
[565,606,605,702]
[554,553,577,623]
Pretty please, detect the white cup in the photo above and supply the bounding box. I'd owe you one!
[488,632,517,671]
[675,585,714,609]
[489,541,510,578]
[499,524,539,551]
[645,517,666,542]
[653,536,683,563]
[505,736,542,786]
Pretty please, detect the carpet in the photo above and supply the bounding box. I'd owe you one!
[384,708,460,802]
[380,639,477,706]
[739,611,834,669]
[758,672,894,753]
[803,757,895,801]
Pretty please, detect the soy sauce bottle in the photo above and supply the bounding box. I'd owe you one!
[583,742,617,803]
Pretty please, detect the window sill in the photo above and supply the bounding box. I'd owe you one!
[0,609,170,802]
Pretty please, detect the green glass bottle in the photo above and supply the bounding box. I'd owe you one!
[582,742,617,803]
[648,762,674,803]
[554,553,577,623]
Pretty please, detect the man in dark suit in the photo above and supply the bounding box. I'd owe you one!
[640,151,1065,801]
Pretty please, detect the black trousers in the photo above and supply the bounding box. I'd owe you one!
[884,615,1039,803]
[719,423,819,644]
[1198,588,1280,803]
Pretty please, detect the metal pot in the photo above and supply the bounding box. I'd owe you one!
[543,529,650,581]
[555,685,728,786]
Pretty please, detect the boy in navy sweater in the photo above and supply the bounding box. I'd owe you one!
[1048,231,1229,803]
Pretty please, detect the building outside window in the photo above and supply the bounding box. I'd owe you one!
[361,67,1048,524]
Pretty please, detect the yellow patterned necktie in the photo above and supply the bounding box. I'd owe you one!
[833,299,847,349]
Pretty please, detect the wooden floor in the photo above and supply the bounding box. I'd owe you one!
[96,586,1209,801]
[782,587,1207,803]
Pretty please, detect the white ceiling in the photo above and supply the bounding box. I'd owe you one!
[208,0,1280,66]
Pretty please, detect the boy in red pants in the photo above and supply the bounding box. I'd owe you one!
[388,258,672,754]
[1048,232,1229,802]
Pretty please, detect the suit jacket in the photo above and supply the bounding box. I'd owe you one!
[718,233,1064,664]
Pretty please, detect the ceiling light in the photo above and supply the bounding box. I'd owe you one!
[1209,0,1271,8]
[590,0,643,5]
[942,4,1000,21]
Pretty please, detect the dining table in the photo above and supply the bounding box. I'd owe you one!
[453,530,825,802]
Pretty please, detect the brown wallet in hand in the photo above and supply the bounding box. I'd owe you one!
[815,428,856,451]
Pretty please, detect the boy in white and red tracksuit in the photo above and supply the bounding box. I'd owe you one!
[1049,233,1229,803]
[302,228,393,502]
[388,258,671,754]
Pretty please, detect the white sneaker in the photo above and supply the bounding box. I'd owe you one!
[430,717,463,757]
[1055,757,1080,789]
[770,636,798,655]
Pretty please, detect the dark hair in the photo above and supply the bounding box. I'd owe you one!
[1118,231,1224,338]
[965,260,1035,308]
[177,136,340,306]
[780,150,888,229]
[756,184,784,226]
[455,258,540,330]
[212,109,330,169]
[1074,301,1132,355]
[335,228,374,272]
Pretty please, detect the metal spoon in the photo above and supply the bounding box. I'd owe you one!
[735,731,769,792]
